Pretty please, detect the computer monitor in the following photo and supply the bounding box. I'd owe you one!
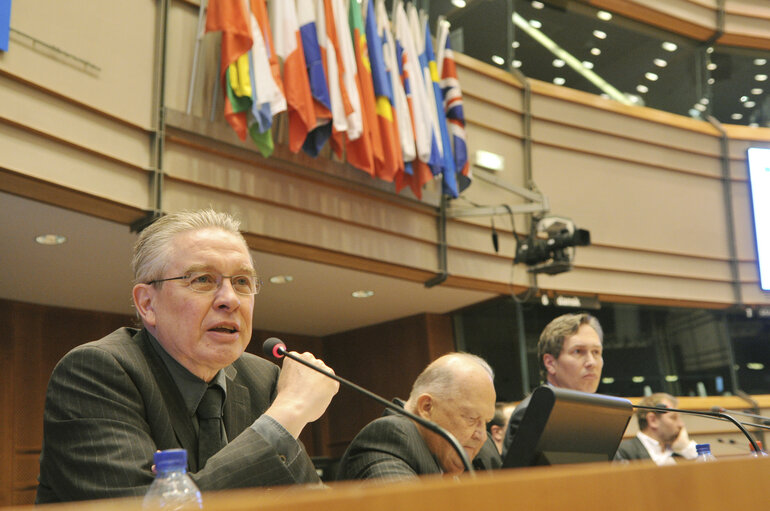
[502,386,633,468]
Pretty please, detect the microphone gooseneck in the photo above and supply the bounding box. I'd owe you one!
[634,404,762,453]
[261,337,475,475]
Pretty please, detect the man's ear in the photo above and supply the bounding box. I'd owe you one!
[490,425,503,442]
[415,394,434,420]
[133,284,157,327]
[646,412,659,429]
[543,353,557,375]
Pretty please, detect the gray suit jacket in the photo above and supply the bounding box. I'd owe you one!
[36,327,318,503]
[336,414,442,480]
[614,436,651,462]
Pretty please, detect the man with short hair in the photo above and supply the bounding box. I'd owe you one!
[37,209,340,503]
[337,353,496,480]
[614,393,697,465]
[502,313,604,457]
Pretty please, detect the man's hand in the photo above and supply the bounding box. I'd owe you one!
[671,426,691,453]
[264,352,340,438]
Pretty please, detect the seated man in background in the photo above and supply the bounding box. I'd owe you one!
[614,393,697,465]
[337,352,496,480]
[503,313,604,457]
[487,402,517,455]
[36,209,340,503]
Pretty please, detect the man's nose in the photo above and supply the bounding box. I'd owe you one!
[214,278,241,309]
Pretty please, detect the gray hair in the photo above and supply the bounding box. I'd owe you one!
[406,352,494,405]
[131,209,250,286]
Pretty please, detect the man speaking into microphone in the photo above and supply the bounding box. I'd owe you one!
[336,353,496,480]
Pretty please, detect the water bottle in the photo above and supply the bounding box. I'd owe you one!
[694,443,717,462]
[143,449,203,510]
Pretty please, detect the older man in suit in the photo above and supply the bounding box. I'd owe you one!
[36,209,340,503]
[337,352,496,480]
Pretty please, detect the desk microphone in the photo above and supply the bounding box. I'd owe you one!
[633,404,762,453]
[262,337,475,474]
[711,406,770,426]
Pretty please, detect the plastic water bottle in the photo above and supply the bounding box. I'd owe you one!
[694,443,717,462]
[143,449,202,510]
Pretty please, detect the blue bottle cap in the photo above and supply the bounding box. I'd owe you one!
[695,443,711,454]
[153,449,188,471]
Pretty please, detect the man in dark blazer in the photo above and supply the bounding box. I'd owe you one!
[337,353,496,480]
[502,313,604,457]
[36,209,340,503]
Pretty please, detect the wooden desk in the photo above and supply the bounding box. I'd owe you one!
[5,455,769,511]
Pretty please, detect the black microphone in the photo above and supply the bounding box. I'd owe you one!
[711,406,770,426]
[262,337,475,474]
[633,404,762,453]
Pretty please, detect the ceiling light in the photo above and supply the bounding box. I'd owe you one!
[754,58,767,66]
[653,58,667,67]
[512,40,520,49]
[491,55,504,65]
[694,103,707,112]
[597,10,612,21]
[474,150,505,171]
[665,375,679,382]
[601,377,615,384]
[707,62,717,71]
[741,95,749,102]
[450,0,466,7]
[531,0,545,9]
[636,84,649,94]
[661,41,678,52]
[529,19,542,29]
[755,74,768,81]
[552,58,565,68]
[582,61,594,70]
[632,376,645,383]
[590,47,601,56]
[699,97,709,105]
[752,88,763,95]
[731,113,743,120]
[645,72,658,81]
[35,234,67,245]
[352,290,374,298]
[747,362,765,371]
[593,30,607,40]
[553,77,565,85]
[707,78,715,84]
[745,101,757,108]
[706,46,714,54]
[269,275,294,284]
[512,59,522,68]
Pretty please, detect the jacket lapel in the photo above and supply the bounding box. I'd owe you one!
[223,364,251,440]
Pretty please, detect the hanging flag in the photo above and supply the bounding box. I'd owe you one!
[437,19,470,193]
[364,0,401,182]
[206,0,253,140]
[349,0,383,175]
[331,0,372,174]
[271,0,316,153]
[297,0,333,156]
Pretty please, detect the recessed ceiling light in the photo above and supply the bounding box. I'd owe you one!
[601,377,615,384]
[636,84,649,94]
[582,61,594,70]
[352,290,374,298]
[741,95,749,102]
[512,40,520,49]
[653,58,667,67]
[632,376,645,383]
[269,275,294,284]
[707,62,717,71]
[747,362,765,371]
[553,77,565,85]
[590,47,601,56]
[529,19,542,29]
[597,10,612,21]
[706,46,714,54]
[731,113,743,120]
[754,58,767,66]
[35,234,67,245]
[707,78,715,85]
[661,41,678,52]
[665,375,679,382]
[450,0,466,7]
[745,101,757,108]
[552,58,565,68]
[491,55,504,65]
[512,60,522,68]
[694,103,707,112]
[699,97,709,105]
[593,30,607,40]
[645,72,658,81]
[755,74,768,82]
[531,0,545,9]
[751,88,763,95]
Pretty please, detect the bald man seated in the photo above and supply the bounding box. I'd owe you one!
[336,353,497,480]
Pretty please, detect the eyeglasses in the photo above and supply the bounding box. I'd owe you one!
[148,271,261,295]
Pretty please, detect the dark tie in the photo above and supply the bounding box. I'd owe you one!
[197,385,226,468]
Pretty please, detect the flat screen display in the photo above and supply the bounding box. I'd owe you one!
[747,148,770,292]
